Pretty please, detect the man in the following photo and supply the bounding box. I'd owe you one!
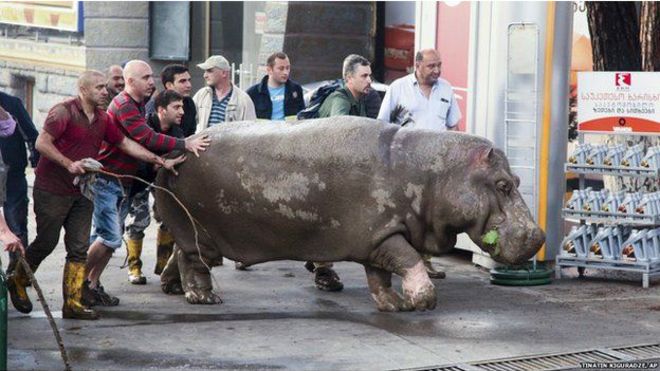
[318,54,372,118]
[0,108,24,257]
[100,65,125,110]
[377,49,462,279]
[377,49,461,131]
[193,55,256,132]
[86,60,210,306]
[6,70,185,320]
[247,52,305,121]
[0,89,39,275]
[307,54,373,292]
[146,64,196,136]
[126,64,198,284]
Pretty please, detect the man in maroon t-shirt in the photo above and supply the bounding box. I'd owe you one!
[7,70,185,320]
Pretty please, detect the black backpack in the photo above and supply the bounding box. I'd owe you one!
[297,79,343,120]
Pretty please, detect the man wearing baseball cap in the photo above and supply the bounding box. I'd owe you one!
[193,55,256,132]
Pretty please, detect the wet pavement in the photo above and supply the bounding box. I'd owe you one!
[5,177,660,370]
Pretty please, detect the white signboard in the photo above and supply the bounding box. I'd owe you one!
[578,72,660,133]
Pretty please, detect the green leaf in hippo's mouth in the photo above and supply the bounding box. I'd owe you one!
[482,230,501,257]
[482,230,499,246]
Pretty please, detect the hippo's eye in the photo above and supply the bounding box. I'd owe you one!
[496,180,512,195]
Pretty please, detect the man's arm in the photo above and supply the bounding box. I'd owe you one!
[446,90,462,130]
[0,210,24,255]
[11,96,38,141]
[116,104,186,153]
[192,89,205,133]
[295,85,306,112]
[35,131,86,174]
[243,95,257,120]
[117,136,165,165]
[9,96,40,167]
[377,88,394,122]
[116,136,186,174]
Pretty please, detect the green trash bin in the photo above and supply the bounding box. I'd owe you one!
[0,264,7,370]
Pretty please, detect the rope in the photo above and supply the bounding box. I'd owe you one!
[7,161,217,371]
[17,256,72,371]
[83,165,217,285]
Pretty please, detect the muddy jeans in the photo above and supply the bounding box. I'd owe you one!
[25,188,94,266]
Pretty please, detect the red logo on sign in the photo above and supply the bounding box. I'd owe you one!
[615,73,631,87]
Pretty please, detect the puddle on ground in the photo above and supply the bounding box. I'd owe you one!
[94,309,442,337]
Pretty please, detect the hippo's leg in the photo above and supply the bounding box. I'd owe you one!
[178,250,222,305]
[364,265,413,312]
[160,246,184,295]
[369,234,436,311]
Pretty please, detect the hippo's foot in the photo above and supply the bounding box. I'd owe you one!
[184,288,223,305]
[371,289,413,312]
[161,280,184,295]
[364,264,414,312]
[402,261,437,311]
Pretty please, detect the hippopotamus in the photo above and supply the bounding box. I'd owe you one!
[154,117,545,312]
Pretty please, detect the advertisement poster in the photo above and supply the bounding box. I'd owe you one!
[578,72,660,133]
[0,1,82,32]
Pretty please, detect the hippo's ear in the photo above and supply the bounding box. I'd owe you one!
[472,145,494,166]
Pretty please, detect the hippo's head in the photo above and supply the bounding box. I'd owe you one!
[440,145,545,265]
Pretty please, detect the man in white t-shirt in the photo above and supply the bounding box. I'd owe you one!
[377,49,462,279]
[378,49,461,131]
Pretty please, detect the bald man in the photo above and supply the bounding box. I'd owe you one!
[100,65,125,110]
[7,70,186,320]
[84,60,209,307]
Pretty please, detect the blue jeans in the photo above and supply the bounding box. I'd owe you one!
[90,177,131,250]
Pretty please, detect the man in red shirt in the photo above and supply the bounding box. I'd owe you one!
[85,60,209,307]
[7,70,185,320]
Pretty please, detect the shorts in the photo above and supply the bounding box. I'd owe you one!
[89,177,131,250]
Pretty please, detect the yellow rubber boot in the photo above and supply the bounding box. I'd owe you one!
[7,261,33,313]
[155,228,174,275]
[127,238,146,284]
[62,261,99,320]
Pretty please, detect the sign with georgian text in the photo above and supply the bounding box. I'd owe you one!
[578,72,660,133]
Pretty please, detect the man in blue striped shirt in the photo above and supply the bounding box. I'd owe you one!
[193,55,256,132]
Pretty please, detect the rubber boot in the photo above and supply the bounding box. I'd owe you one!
[314,266,344,292]
[7,261,34,313]
[127,238,146,284]
[154,228,174,275]
[62,261,99,320]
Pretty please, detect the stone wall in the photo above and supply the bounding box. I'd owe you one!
[84,1,170,81]
[0,60,78,129]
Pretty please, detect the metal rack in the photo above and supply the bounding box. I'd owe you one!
[556,131,660,288]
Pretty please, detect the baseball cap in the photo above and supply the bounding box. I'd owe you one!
[197,55,230,71]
